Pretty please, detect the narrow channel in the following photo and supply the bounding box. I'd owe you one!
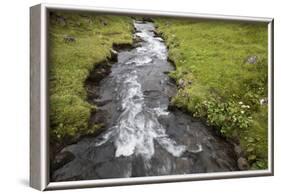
[52,21,237,181]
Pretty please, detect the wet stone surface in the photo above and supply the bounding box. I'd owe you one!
[52,21,238,182]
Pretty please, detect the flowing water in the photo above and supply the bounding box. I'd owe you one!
[52,21,237,181]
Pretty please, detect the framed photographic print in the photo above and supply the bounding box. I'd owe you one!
[30,3,274,191]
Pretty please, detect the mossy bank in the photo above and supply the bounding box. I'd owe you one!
[49,12,133,150]
[155,18,268,169]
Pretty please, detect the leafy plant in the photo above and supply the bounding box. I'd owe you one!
[194,99,253,137]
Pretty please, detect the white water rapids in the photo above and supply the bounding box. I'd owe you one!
[94,21,202,160]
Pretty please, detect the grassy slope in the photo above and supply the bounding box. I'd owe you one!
[155,18,268,169]
[49,12,133,143]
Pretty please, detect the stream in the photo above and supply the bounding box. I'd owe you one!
[52,21,238,181]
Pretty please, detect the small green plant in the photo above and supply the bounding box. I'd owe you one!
[251,160,268,169]
[194,99,253,137]
[87,123,105,136]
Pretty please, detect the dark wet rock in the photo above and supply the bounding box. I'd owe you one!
[133,25,141,33]
[148,142,175,175]
[173,157,194,174]
[93,99,112,106]
[246,55,258,64]
[234,144,243,157]
[86,86,99,99]
[151,29,163,38]
[132,43,142,49]
[237,157,249,170]
[134,35,143,44]
[142,17,154,22]
[86,62,111,84]
[52,157,97,181]
[167,104,178,111]
[158,114,174,129]
[90,109,108,128]
[134,30,142,34]
[52,151,75,171]
[131,155,148,177]
[112,43,133,51]
[215,158,235,170]
[95,158,132,178]
[164,86,177,98]
[92,142,115,164]
[110,49,118,62]
[167,57,176,67]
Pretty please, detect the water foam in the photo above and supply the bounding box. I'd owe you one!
[135,23,167,60]
[94,21,189,160]
[95,70,187,159]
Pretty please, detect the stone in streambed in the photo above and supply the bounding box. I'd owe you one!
[234,144,243,157]
[52,151,75,171]
[237,157,249,170]
[134,35,143,44]
[110,49,118,62]
[142,17,154,22]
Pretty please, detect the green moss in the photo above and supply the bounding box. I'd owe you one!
[241,106,268,169]
[49,12,133,142]
[155,18,268,169]
[87,123,105,136]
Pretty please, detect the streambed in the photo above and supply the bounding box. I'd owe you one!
[52,21,237,181]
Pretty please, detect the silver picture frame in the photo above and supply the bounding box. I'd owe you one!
[30,3,274,191]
